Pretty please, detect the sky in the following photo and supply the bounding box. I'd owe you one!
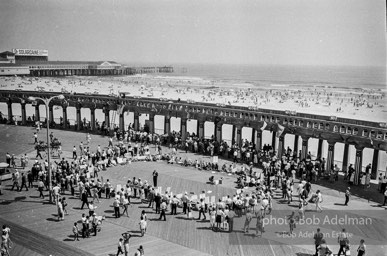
[0,0,385,66]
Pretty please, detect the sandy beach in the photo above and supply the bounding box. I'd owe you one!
[0,75,385,123]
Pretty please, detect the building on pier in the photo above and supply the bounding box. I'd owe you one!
[0,48,173,76]
[0,90,386,186]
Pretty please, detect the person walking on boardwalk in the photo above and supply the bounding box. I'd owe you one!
[383,189,387,206]
[19,173,28,191]
[152,170,158,187]
[337,228,349,256]
[159,201,167,221]
[104,179,112,199]
[139,217,147,237]
[33,132,38,144]
[80,191,89,210]
[38,179,45,198]
[10,172,20,191]
[315,190,323,212]
[114,197,121,218]
[227,207,236,233]
[287,212,296,234]
[121,232,131,256]
[72,146,77,160]
[313,228,324,256]
[243,208,253,233]
[356,239,366,256]
[197,198,207,220]
[344,187,351,206]
[116,238,124,256]
[72,222,80,241]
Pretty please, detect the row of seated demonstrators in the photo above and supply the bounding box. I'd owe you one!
[57,123,335,190]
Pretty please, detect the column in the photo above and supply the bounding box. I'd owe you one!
[7,102,12,123]
[317,139,323,159]
[119,113,124,132]
[215,122,222,143]
[342,143,349,173]
[21,103,26,125]
[62,107,67,129]
[198,120,204,138]
[255,129,262,152]
[134,112,140,131]
[148,113,155,134]
[90,108,96,131]
[354,146,364,185]
[271,131,277,151]
[326,141,335,175]
[371,149,379,179]
[49,105,54,124]
[76,106,82,130]
[104,109,110,128]
[278,135,285,158]
[301,136,309,160]
[181,117,187,141]
[231,125,236,144]
[252,128,256,145]
[236,125,242,147]
[164,116,170,135]
[293,135,299,154]
[35,104,40,122]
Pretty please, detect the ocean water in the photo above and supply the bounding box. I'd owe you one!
[167,64,386,90]
[1,64,386,173]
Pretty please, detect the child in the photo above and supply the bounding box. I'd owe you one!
[141,210,147,221]
[139,216,147,237]
[72,222,79,241]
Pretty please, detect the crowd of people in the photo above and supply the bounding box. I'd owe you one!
[1,123,381,256]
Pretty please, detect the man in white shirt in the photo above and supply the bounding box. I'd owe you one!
[181,192,189,214]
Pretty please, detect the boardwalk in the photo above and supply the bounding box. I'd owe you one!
[0,124,386,256]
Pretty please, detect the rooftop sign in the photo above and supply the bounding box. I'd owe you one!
[12,49,48,56]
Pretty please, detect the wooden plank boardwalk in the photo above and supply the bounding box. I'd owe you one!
[1,125,386,256]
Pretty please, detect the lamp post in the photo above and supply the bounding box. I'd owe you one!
[29,94,65,203]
